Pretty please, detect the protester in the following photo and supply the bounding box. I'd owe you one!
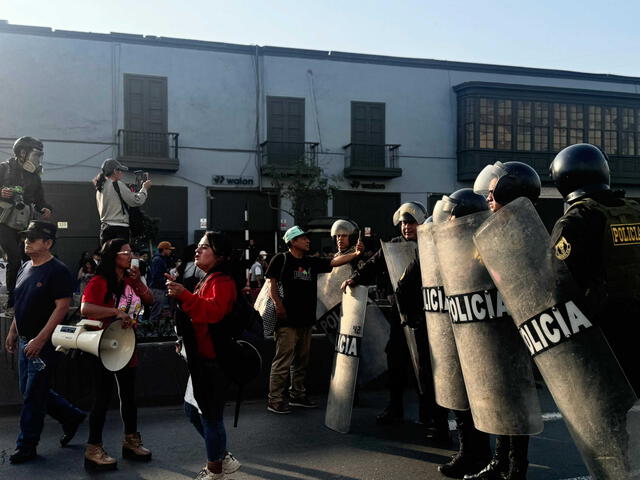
[80,238,154,471]
[0,136,52,310]
[4,220,86,464]
[266,226,363,414]
[77,259,96,296]
[149,240,175,323]
[166,231,242,480]
[93,158,151,245]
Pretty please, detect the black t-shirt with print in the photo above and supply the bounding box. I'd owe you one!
[265,252,332,327]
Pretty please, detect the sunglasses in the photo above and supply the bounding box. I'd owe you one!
[117,250,133,256]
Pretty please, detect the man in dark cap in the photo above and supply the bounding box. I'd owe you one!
[93,158,151,245]
[4,221,86,464]
[0,136,53,310]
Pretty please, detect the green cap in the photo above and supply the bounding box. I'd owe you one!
[283,226,307,243]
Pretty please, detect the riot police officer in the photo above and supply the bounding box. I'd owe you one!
[432,189,492,478]
[0,136,52,309]
[549,143,640,395]
[470,162,542,480]
[331,219,365,268]
[341,202,448,439]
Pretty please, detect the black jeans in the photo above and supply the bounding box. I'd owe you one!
[88,359,138,444]
[0,223,22,304]
[100,224,130,246]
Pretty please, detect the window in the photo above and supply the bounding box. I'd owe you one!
[621,108,636,155]
[588,106,602,147]
[479,98,495,149]
[464,97,475,149]
[496,100,512,150]
[533,102,549,151]
[517,101,532,151]
[604,107,618,154]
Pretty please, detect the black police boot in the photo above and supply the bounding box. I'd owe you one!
[504,436,529,480]
[425,407,452,447]
[438,416,491,479]
[463,435,510,479]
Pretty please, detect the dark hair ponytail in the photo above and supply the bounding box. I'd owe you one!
[93,172,107,192]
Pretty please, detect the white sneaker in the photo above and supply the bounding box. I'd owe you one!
[194,467,225,480]
[222,451,241,474]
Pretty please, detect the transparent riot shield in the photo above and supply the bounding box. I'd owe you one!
[417,223,469,411]
[325,285,368,433]
[359,295,390,385]
[474,196,639,479]
[432,210,542,435]
[317,264,354,347]
[380,240,424,394]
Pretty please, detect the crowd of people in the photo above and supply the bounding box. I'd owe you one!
[2,136,639,480]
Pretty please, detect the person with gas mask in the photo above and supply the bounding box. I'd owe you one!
[0,136,52,310]
[468,163,542,480]
[341,202,447,439]
[549,144,640,396]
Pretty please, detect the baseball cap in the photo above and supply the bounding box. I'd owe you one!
[283,226,307,244]
[101,158,129,176]
[259,250,268,256]
[157,241,175,250]
[20,220,57,240]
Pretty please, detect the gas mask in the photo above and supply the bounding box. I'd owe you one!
[21,149,43,173]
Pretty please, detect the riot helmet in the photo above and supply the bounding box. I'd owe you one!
[392,201,427,226]
[474,161,541,206]
[549,143,610,203]
[330,219,359,252]
[431,200,449,224]
[13,136,44,173]
[440,188,488,219]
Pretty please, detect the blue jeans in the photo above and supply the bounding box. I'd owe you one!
[184,401,226,462]
[17,338,85,449]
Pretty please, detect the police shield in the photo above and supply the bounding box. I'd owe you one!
[432,210,542,435]
[380,240,424,394]
[317,264,354,346]
[474,197,639,479]
[417,223,469,411]
[325,285,368,433]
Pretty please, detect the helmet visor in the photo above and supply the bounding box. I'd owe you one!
[473,162,508,197]
[431,200,449,224]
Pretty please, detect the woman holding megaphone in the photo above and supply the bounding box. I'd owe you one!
[165,231,242,480]
[80,238,154,471]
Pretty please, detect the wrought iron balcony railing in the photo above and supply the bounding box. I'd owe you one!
[342,143,402,178]
[117,129,179,161]
[259,141,319,170]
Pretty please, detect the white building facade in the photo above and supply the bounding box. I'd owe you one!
[2,20,640,265]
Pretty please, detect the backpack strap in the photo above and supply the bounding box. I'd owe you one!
[112,180,129,216]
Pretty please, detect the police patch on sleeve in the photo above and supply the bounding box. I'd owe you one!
[554,236,571,260]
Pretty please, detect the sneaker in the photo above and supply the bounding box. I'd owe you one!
[222,451,241,474]
[289,396,317,408]
[267,402,292,414]
[9,447,37,464]
[195,467,225,480]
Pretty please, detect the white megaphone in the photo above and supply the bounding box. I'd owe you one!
[52,319,136,372]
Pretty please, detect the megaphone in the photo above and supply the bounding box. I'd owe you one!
[52,319,136,372]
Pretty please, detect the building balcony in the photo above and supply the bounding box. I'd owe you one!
[260,141,320,176]
[117,129,179,172]
[342,143,402,178]
[458,148,640,185]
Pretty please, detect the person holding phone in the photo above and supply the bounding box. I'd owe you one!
[93,159,151,245]
[80,238,154,471]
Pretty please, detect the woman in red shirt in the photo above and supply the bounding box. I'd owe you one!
[80,238,154,471]
[166,231,240,480]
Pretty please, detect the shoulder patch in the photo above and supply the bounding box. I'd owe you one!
[554,236,572,260]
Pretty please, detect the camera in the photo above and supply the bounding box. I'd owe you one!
[12,186,25,210]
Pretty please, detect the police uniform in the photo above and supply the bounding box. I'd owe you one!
[349,236,447,431]
[551,190,640,395]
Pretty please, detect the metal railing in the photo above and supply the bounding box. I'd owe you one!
[343,143,400,169]
[117,129,179,160]
[259,141,319,168]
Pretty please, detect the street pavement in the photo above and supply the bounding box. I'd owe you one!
[0,387,590,480]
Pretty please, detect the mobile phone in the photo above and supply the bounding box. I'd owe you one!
[131,258,140,269]
[134,171,149,188]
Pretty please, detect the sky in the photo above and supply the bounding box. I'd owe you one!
[1,0,640,77]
